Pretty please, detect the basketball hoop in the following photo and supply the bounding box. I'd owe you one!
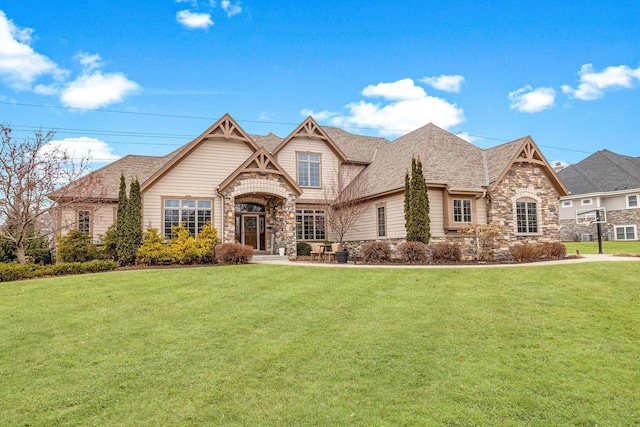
[584,219,593,226]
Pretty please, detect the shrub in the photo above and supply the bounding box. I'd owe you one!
[361,241,391,263]
[194,222,219,263]
[431,242,462,263]
[215,243,253,265]
[463,223,502,261]
[167,225,198,264]
[296,242,312,256]
[136,228,172,265]
[398,241,429,264]
[539,242,567,259]
[99,226,118,260]
[0,260,117,282]
[509,243,539,263]
[56,230,100,263]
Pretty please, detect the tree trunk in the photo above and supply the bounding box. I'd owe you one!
[16,244,27,264]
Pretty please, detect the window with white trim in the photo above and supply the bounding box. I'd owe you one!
[581,198,593,206]
[297,153,321,187]
[615,225,637,241]
[296,209,325,240]
[377,205,386,237]
[453,199,472,223]
[516,200,538,233]
[78,210,90,233]
[163,199,212,238]
[562,200,573,208]
[627,194,638,208]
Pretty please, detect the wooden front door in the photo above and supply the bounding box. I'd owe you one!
[243,215,259,249]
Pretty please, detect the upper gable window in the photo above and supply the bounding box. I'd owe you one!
[627,194,638,208]
[297,153,321,187]
[453,199,472,223]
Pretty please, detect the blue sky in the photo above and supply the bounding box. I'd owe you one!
[1,1,639,168]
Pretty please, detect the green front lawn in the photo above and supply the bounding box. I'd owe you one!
[2,264,640,425]
[564,240,640,255]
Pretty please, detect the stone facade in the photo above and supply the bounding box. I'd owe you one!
[219,172,299,256]
[560,208,640,241]
[487,162,561,253]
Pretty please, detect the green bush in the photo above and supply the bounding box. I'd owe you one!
[136,228,172,265]
[99,226,118,261]
[361,241,391,263]
[296,242,312,256]
[56,230,100,263]
[431,242,462,263]
[193,222,219,263]
[215,243,253,265]
[0,260,117,282]
[398,241,429,264]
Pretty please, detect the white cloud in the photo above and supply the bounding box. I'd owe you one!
[303,78,464,137]
[420,74,464,93]
[300,108,336,121]
[42,137,120,163]
[60,71,140,109]
[176,9,214,29]
[0,10,65,89]
[221,0,242,16]
[561,63,640,100]
[361,78,426,101]
[75,52,103,72]
[508,85,556,113]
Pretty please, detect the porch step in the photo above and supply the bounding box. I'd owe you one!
[252,255,291,264]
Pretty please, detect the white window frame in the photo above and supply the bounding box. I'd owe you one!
[296,152,321,188]
[516,200,539,234]
[562,200,573,208]
[614,225,637,241]
[163,199,212,238]
[626,194,639,209]
[581,198,593,206]
[295,209,326,240]
[453,199,472,223]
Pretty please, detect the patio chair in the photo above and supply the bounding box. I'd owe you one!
[310,243,325,261]
[325,242,342,262]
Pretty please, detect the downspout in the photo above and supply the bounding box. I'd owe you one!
[215,186,226,243]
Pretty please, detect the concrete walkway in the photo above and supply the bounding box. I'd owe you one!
[252,253,640,268]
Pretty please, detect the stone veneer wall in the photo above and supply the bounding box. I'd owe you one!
[560,208,640,241]
[220,172,299,256]
[486,162,562,255]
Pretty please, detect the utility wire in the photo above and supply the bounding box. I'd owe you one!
[2,100,592,155]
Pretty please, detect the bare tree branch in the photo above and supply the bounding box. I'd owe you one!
[322,165,369,243]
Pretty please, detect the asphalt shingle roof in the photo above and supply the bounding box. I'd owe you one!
[557,149,640,195]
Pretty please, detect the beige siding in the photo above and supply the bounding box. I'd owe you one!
[58,203,116,242]
[476,197,488,224]
[142,139,254,234]
[341,189,445,241]
[276,137,341,200]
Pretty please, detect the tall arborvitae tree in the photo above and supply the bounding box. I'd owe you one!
[115,174,128,263]
[127,178,143,252]
[405,156,431,244]
[118,177,142,265]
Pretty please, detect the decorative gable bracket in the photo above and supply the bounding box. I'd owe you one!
[515,140,545,165]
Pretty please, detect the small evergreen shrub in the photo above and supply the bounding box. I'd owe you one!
[431,242,462,263]
[509,243,539,263]
[56,230,100,263]
[136,228,172,265]
[0,260,117,282]
[167,225,198,264]
[398,241,429,264]
[361,241,391,263]
[296,242,312,256]
[194,222,219,263]
[99,226,118,261]
[215,243,253,265]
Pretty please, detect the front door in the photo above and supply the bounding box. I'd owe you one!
[243,215,259,249]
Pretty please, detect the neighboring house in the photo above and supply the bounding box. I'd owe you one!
[54,114,567,257]
[557,149,640,242]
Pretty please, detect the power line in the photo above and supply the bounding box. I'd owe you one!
[2,100,593,156]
